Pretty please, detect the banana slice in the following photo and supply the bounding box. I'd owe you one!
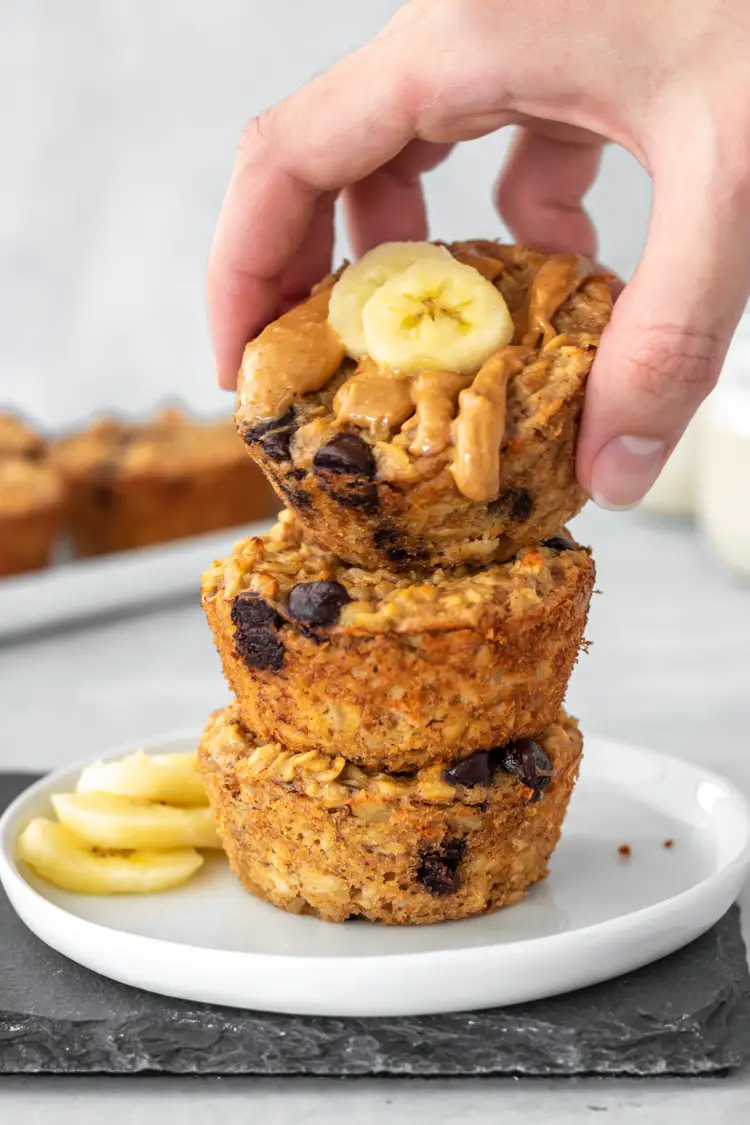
[51,792,221,851]
[77,750,208,808]
[18,818,204,895]
[328,241,452,358]
[361,256,514,375]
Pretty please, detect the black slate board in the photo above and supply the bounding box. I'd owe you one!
[2,771,750,1077]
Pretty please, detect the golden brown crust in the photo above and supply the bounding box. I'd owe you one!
[0,415,64,577]
[235,241,611,570]
[199,703,582,924]
[53,408,280,556]
[0,503,63,577]
[201,514,594,770]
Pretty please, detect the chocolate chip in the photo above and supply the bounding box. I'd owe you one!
[443,751,492,788]
[231,592,281,629]
[231,592,285,671]
[386,546,410,563]
[373,528,398,548]
[321,481,379,514]
[372,526,426,566]
[242,407,296,446]
[418,838,466,896]
[542,535,575,552]
[494,738,553,801]
[287,580,350,626]
[418,854,460,895]
[489,489,533,522]
[280,484,312,511]
[442,838,467,867]
[260,428,293,462]
[313,432,376,478]
[235,630,285,671]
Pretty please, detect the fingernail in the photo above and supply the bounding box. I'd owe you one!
[590,435,667,510]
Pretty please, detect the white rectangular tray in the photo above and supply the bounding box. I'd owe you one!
[0,520,273,642]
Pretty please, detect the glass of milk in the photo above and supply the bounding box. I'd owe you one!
[697,324,750,578]
[639,407,705,517]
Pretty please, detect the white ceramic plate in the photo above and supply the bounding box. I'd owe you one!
[2,732,749,1018]
[0,518,273,641]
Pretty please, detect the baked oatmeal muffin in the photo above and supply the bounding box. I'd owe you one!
[235,240,611,570]
[53,407,279,556]
[0,414,64,577]
[199,703,582,924]
[0,412,46,459]
[201,511,594,770]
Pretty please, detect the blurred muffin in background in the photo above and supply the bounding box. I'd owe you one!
[0,412,65,577]
[53,406,279,557]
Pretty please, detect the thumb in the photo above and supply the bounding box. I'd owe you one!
[577,154,750,509]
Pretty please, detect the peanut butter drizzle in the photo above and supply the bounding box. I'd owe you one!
[333,358,414,434]
[238,285,345,424]
[452,248,505,282]
[521,253,592,346]
[409,370,472,457]
[449,346,531,502]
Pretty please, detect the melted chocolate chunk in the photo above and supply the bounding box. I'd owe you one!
[442,838,467,867]
[235,630,285,671]
[323,481,379,514]
[280,483,313,511]
[260,428,293,462]
[444,738,553,799]
[542,535,575,552]
[373,526,407,561]
[418,838,467,896]
[495,738,553,801]
[373,527,398,548]
[313,432,376,478]
[231,592,285,671]
[231,592,281,629]
[385,546,410,563]
[372,526,426,566]
[443,751,492,788]
[489,489,533,522]
[242,408,296,446]
[287,580,351,627]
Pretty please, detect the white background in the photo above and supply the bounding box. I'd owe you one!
[0,0,650,431]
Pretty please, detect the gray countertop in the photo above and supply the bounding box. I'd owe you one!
[1,505,750,1122]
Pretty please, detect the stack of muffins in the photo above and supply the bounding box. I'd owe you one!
[199,239,612,924]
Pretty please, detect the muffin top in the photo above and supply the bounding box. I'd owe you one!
[0,452,63,515]
[0,412,62,515]
[0,412,46,460]
[54,407,250,480]
[201,702,581,811]
[202,509,593,635]
[236,241,612,502]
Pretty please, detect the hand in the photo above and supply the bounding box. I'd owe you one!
[206,0,750,508]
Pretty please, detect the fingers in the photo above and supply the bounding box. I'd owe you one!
[577,150,750,508]
[342,139,453,257]
[495,125,604,257]
[277,191,337,314]
[206,149,319,389]
[207,42,421,388]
